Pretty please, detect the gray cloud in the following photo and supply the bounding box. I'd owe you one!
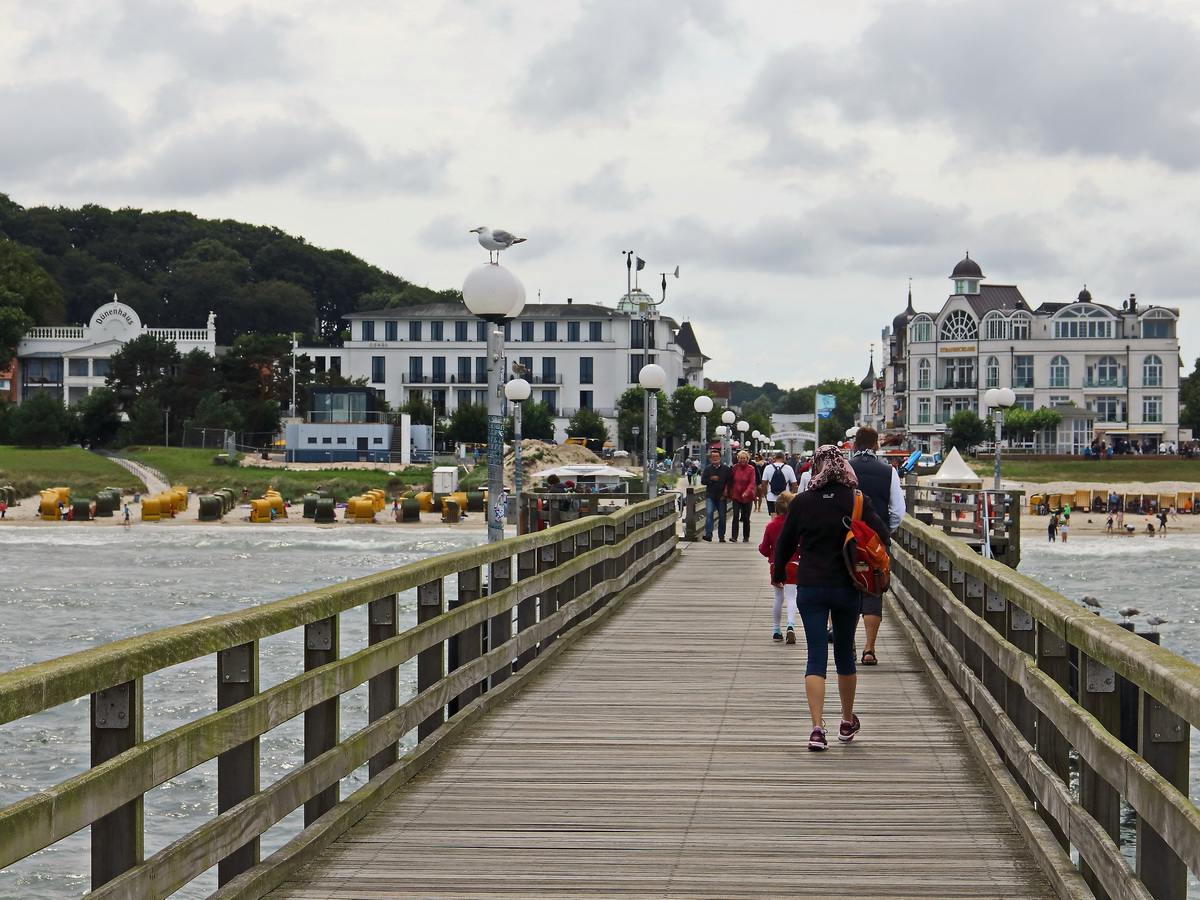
[569,161,646,208]
[742,0,1200,170]
[512,0,734,125]
[0,81,132,181]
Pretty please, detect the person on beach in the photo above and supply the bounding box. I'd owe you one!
[1048,513,1058,542]
[759,491,798,643]
[1105,513,1113,535]
[728,450,757,542]
[772,445,887,752]
[1060,518,1069,542]
[1157,510,1168,535]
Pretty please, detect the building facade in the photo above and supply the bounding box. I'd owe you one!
[14,298,217,405]
[298,291,706,443]
[876,256,1181,455]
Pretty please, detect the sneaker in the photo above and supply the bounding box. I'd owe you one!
[729,537,737,542]
[785,626,796,644]
[772,630,783,642]
[718,537,726,542]
[838,714,861,742]
[808,727,828,751]
[702,534,712,542]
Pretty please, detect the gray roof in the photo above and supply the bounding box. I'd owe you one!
[348,301,676,326]
[963,285,1031,317]
[675,321,708,361]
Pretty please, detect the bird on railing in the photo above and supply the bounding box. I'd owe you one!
[1117,606,1140,622]
[1145,615,1168,632]
[470,226,526,263]
[1080,595,1102,611]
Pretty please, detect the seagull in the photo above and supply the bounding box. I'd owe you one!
[1145,615,1168,632]
[1080,595,1102,610]
[470,226,526,263]
[1117,606,1140,621]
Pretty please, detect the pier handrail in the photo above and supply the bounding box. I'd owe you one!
[0,495,678,899]
[893,515,1199,900]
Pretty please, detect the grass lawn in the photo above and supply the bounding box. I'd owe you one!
[965,456,1200,484]
[0,446,140,499]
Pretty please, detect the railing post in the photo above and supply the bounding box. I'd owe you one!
[217,643,260,884]
[368,595,399,778]
[449,566,483,713]
[488,556,513,689]
[91,679,143,888]
[304,615,340,825]
[1136,691,1189,900]
[417,579,445,740]
[1036,625,1071,848]
[683,487,699,541]
[956,569,979,678]
[1005,598,1036,745]
[514,549,538,670]
[980,583,1008,708]
[1078,650,1121,898]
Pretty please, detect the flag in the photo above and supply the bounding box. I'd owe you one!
[636,257,646,271]
[816,393,836,419]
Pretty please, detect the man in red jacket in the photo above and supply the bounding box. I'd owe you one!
[728,450,758,542]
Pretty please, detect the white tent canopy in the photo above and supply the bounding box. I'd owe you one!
[528,464,639,479]
[923,447,982,486]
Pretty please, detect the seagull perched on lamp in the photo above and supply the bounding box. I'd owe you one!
[470,226,526,263]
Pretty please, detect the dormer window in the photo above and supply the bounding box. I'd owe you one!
[939,309,978,341]
[1054,305,1112,339]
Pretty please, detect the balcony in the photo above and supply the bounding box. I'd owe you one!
[893,381,907,393]
[1012,378,1034,389]
[528,375,563,385]
[557,407,616,418]
[1083,377,1126,388]
[939,378,977,390]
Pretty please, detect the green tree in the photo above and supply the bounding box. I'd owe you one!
[945,410,988,452]
[668,385,715,444]
[121,393,169,445]
[1028,407,1063,450]
[9,390,72,447]
[565,407,609,443]
[506,400,555,442]
[1181,356,1200,434]
[105,333,182,413]
[0,239,66,357]
[398,395,434,425]
[444,402,488,444]
[616,386,669,449]
[188,392,244,432]
[71,386,123,447]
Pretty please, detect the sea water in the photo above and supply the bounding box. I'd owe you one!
[0,525,485,899]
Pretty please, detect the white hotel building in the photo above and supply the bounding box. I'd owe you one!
[874,255,1181,455]
[298,291,707,442]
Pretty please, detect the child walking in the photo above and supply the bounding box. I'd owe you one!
[759,491,798,644]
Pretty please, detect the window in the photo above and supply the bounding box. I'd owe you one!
[330,356,341,374]
[1015,394,1034,411]
[939,310,977,341]
[361,321,375,341]
[520,321,534,342]
[1143,396,1163,424]
[910,316,934,343]
[431,390,446,416]
[431,357,446,381]
[1094,396,1120,421]
[476,321,487,341]
[1141,310,1175,339]
[544,321,558,342]
[1011,314,1031,340]
[540,390,556,413]
[630,353,644,383]
[1049,355,1070,388]
[455,321,469,341]
[409,321,422,341]
[580,357,593,384]
[542,357,557,382]
[917,398,931,424]
[589,321,603,341]
[1049,396,1071,406]
[567,321,580,342]
[1054,306,1112,339]
[68,358,89,377]
[475,390,487,405]
[1013,355,1034,388]
[457,357,472,382]
[322,437,332,444]
[580,390,593,410]
[336,437,347,445]
[631,319,645,349]
[384,320,397,342]
[430,321,444,341]
[518,356,533,379]
[409,357,423,379]
[307,437,317,444]
[92,359,109,377]
[371,356,385,383]
[1143,354,1163,387]
[917,359,931,390]
[983,313,1008,341]
[941,358,975,389]
[457,390,471,408]
[475,356,486,384]
[984,356,999,389]
[1094,355,1120,386]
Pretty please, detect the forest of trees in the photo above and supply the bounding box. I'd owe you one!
[0,194,458,355]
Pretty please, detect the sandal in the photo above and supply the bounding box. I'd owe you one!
[860,649,878,666]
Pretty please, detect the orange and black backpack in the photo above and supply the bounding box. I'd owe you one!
[843,491,890,597]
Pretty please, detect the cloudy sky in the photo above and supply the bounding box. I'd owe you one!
[3,0,1199,387]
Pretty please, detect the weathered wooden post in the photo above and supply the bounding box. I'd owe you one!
[1078,648,1121,897]
[1036,624,1071,848]
[449,565,483,713]
[304,615,340,825]
[217,642,259,883]
[514,549,538,670]
[416,579,444,741]
[488,555,514,689]
[91,679,143,887]
[368,595,399,778]
[1136,689,1190,899]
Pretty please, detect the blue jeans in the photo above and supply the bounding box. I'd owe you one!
[705,497,727,538]
[797,584,861,677]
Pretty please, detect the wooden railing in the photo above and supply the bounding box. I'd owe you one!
[0,496,679,899]
[892,517,1199,900]
[906,481,1024,567]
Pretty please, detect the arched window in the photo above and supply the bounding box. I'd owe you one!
[983,313,1008,341]
[939,309,978,341]
[1143,354,1163,387]
[910,315,934,343]
[985,356,1000,389]
[917,358,931,390]
[1010,313,1031,340]
[1094,355,1119,386]
[1141,309,1175,339]
[1054,305,1113,339]
[1049,355,1070,388]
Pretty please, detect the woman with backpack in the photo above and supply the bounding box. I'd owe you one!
[771,445,888,751]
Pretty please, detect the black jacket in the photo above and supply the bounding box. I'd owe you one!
[772,483,887,587]
[700,462,732,500]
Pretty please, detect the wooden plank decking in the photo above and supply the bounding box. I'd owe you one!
[267,525,1056,899]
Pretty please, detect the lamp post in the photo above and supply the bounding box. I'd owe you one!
[694,395,713,460]
[984,387,1016,492]
[736,420,749,458]
[504,377,531,533]
[638,363,667,498]
[462,263,526,542]
[721,410,735,464]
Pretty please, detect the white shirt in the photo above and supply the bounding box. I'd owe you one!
[761,462,797,501]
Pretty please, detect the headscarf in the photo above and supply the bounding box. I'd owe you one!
[807,444,858,490]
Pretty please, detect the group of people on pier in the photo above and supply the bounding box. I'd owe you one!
[698,427,904,751]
